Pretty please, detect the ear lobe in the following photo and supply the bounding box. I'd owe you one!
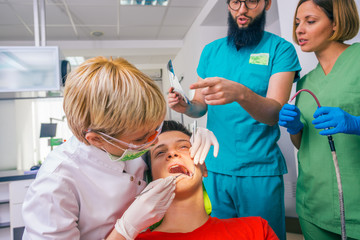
[332,21,336,31]
[265,0,272,11]
[85,132,105,148]
[200,163,208,178]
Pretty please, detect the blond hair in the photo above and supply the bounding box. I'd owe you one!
[63,57,166,144]
[293,0,360,44]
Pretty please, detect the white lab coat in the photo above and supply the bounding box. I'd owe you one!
[22,136,147,240]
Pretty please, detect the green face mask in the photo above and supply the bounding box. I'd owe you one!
[100,132,153,161]
[108,148,149,161]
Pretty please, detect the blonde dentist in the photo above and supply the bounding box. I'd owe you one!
[22,57,218,240]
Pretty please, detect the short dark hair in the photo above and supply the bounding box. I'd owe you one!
[142,120,192,181]
[161,120,191,137]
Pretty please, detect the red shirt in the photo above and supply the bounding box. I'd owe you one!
[136,216,279,240]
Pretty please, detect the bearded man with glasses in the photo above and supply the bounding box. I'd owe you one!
[168,1,301,239]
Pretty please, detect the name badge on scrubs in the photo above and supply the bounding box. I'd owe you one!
[249,53,269,66]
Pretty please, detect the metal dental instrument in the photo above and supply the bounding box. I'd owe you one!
[190,165,195,178]
[175,162,196,180]
[190,120,197,145]
[137,172,193,198]
[174,168,194,179]
[174,174,182,179]
[188,120,197,177]
[192,120,197,137]
[290,89,346,240]
[137,166,195,199]
[167,60,190,104]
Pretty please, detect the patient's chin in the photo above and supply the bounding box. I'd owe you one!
[174,180,192,194]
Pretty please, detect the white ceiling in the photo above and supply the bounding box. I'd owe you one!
[0,0,227,66]
[0,0,210,41]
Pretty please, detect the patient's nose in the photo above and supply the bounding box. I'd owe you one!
[167,152,179,160]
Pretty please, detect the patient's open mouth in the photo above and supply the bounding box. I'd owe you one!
[169,164,193,177]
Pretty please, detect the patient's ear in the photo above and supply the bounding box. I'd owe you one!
[200,163,208,178]
[85,132,105,148]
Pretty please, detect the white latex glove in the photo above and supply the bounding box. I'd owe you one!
[190,127,219,165]
[115,176,176,240]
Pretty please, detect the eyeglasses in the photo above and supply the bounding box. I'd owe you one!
[89,121,163,150]
[228,0,260,11]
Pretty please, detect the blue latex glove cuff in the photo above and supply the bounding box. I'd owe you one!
[287,122,304,135]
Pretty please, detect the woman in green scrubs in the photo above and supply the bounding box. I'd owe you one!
[278,0,360,239]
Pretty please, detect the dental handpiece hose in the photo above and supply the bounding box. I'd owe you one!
[290,89,346,240]
[328,138,346,240]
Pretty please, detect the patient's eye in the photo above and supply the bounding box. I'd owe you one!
[154,150,165,158]
[178,143,191,151]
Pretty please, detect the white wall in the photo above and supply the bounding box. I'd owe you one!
[0,101,18,170]
[0,98,72,171]
[170,0,223,128]
[0,99,38,171]
[172,24,228,128]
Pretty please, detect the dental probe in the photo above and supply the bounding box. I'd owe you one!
[290,89,346,240]
[175,165,196,179]
[136,170,195,199]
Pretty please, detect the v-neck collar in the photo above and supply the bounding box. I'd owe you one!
[318,44,354,77]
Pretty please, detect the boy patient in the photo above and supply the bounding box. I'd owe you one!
[136,120,279,240]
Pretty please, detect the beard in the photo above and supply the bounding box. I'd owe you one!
[227,9,266,50]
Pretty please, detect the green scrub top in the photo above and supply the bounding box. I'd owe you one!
[295,43,360,239]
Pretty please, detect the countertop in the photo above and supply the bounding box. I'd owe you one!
[0,170,37,182]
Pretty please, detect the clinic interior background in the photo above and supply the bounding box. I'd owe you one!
[0,0,360,219]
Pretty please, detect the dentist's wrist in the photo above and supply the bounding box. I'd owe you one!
[114,218,137,240]
[287,122,304,135]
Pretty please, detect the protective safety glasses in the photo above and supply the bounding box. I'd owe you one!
[228,0,260,10]
[90,121,163,150]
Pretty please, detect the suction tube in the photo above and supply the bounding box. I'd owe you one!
[290,89,321,107]
[290,89,346,240]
